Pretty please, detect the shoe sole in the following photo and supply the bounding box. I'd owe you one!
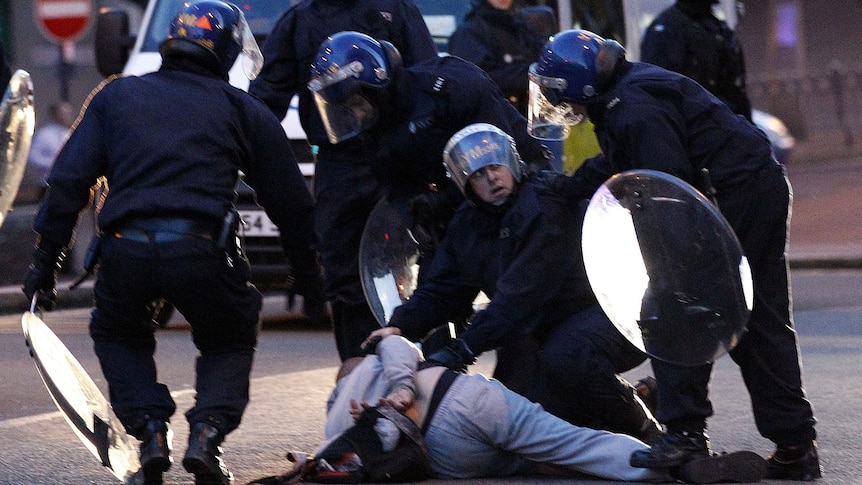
[182,456,234,485]
[679,451,768,483]
[142,456,171,485]
[766,462,824,481]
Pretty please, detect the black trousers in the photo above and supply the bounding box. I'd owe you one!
[314,155,386,361]
[89,234,261,439]
[500,304,650,437]
[652,165,817,447]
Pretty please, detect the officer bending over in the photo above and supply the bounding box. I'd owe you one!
[529,29,819,480]
[22,2,321,484]
[249,0,439,363]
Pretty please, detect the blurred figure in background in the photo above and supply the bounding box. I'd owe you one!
[448,0,549,116]
[640,0,752,121]
[22,101,76,199]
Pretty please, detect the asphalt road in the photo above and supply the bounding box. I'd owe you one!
[1,266,861,484]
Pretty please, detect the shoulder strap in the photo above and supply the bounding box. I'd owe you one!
[375,404,427,452]
[420,369,458,435]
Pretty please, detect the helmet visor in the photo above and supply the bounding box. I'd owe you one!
[310,61,379,143]
[235,11,263,80]
[527,70,585,141]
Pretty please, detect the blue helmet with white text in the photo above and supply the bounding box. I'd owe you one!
[308,31,402,144]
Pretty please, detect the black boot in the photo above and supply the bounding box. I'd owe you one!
[766,441,823,480]
[139,420,172,485]
[630,430,711,468]
[679,450,768,483]
[182,422,234,485]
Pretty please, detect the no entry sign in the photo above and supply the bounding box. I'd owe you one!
[35,0,94,42]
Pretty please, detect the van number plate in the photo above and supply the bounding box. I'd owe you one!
[239,210,279,237]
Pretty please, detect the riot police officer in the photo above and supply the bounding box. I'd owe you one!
[448,0,548,115]
[366,124,660,445]
[308,31,553,359]
[248,0,438,363]
[528,29,820,480]
[22,2,320,484]
[640,0,752,121]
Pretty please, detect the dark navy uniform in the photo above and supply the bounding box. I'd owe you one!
[32,56,317,438]
[374,55,549,196]
[389,173,656,441]
[448,0,547,115]
[571,61,817,449]
[640,0,752,121]
[249,0,438,361]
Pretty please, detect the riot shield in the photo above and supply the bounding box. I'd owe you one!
[0,69,35,228]
[359,195,422,326]
[582,169,753,366]
[23,301,143,484]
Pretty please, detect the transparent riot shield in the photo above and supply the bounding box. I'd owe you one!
[23,300,144,484]
[582,169,754,366]
[0,69,35,228]
[359,195,422,326]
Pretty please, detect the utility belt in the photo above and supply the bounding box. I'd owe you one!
[71,212,240,289]
[112,217,218,243]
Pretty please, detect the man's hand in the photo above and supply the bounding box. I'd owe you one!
[379,387,414,412]
[367,326,401,341]
[349,399,371,423]
[22,244,65,311]
[425,338,476,373]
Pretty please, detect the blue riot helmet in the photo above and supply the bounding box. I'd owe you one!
[159,0,263,80]
[308,31,402,144]
[527,29,625,140]
[443,123,524,203]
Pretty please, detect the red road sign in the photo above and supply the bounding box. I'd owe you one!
[35,0,94,42]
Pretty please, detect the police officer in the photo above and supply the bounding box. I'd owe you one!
[448,0,548,115]
[308,31,553,359]
[640,0,752,121]
[528,29,820,480]
[22,2,320,484]
[366,123,660,445]
[248,0,438,362]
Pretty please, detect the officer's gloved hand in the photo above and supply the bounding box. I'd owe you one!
[409,191,454,255]
[424,338,476,373]
[23,242,66,311]
[288,252,329,324]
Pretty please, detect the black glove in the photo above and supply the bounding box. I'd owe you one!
[23,243,66,311]
[287,251,328,324]
[424,337,476,373]
[409,191,455,255]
